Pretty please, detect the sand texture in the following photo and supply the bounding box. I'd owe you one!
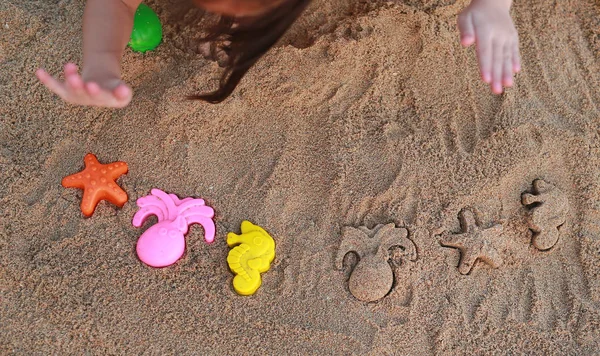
[2,0,600,354]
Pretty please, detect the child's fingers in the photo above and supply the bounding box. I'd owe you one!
[64,63,79,76]
[113,84,133,108]
[113,97,131,108]
[491,41,504,94]
[36,66,130,108]
[476,38,492,83]
[112,84,133,108]
[457,12,475,46]
[86,83,113,105]
[63,63,87,96]
[110,87,132,108]
[85,82,102,96]
[502,45,513,87]
[512,42,521,73]
[35,68,49,82]
[65,72,85,95]
[112,84,131,101]
[107,91,131,108]
[35,69,68,99]
[83,82,129,108]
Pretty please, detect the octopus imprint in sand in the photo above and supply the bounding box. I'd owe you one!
[336,223,417,302]
[439,209,505,275]
[521,179,569,251]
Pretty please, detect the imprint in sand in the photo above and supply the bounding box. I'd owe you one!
[336,223,417,302]
[522,179,569,251]
[439,208,506,275]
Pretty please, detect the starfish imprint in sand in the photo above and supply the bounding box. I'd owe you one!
[439,208,505,275]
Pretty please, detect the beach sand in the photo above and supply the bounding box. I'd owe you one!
[1,0,600,353]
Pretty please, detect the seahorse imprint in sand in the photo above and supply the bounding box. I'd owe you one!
[521,179,569,251]
[336,223,417,302]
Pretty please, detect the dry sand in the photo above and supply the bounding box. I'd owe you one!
[2,0,600,354]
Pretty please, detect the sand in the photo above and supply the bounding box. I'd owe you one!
[2,0,600,354]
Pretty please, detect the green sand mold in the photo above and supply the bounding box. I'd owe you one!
[129,4,162,53]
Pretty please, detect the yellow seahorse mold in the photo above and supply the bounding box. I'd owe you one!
[226,220,276,296]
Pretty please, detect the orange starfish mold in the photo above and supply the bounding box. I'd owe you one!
[62,153,129,217]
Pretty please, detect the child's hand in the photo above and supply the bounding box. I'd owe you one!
[458,0,521,94]
[36,63,132,108]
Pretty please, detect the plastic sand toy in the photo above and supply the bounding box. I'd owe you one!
[128,3,162,52]
[227,221,275,296]
[62,153,128,217]
[132,188,215,268]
